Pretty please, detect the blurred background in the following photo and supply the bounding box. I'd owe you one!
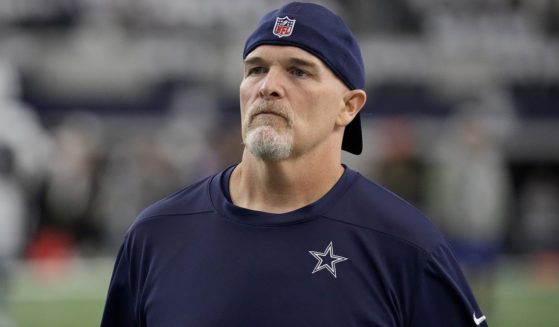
[0,0,558,326]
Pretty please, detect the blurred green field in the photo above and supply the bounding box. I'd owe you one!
[5,257,559,327]
[6,258,111,327]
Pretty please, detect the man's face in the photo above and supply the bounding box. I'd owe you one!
[239,45,348,161]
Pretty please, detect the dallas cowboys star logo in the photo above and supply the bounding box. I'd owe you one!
[309,241,348,278]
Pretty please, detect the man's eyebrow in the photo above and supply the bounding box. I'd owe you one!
[243,56,318,69]
[287,57,317,69]
[243,57,266,66]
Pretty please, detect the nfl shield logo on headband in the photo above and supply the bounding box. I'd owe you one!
[273,16,296,38]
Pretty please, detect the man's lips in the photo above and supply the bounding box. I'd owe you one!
[253,111,285,119]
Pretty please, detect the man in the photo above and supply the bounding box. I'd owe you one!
[101,2,487,326]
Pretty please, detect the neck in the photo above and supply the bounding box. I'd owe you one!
[229,149,344,214]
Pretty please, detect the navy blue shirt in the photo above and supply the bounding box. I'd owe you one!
[101,166,487,326]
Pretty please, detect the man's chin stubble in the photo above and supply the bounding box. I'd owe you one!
[244,126,293,162]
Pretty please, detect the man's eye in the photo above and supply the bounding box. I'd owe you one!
[248,67,266,75]
[291,68,308,78]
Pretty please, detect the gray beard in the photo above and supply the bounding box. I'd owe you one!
[244,125,293,161]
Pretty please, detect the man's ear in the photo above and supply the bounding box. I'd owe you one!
[337,89,367,127]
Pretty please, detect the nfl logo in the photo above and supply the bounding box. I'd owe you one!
[273,16,296,38]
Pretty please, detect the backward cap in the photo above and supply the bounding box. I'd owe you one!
[243,2,365,154]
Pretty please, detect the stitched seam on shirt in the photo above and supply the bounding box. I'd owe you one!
[131,210,215,229]
[319,214,436,255]
[405,241,444,327]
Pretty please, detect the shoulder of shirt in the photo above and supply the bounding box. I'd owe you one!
[128,173,216,231]
[323,169,445,254]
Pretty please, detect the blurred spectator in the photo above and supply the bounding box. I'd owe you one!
[0,145,23,327]
[158,86,224,183]
[94,86,226,251]
[42,111,104,253]
[0,61,53,190]
[516,169,559,288]
[518,170,559,253]
[95,132,182,251]
[375,117,424,207]
[0,60,52,326]
[426,90,515,314]
[0,145,24,259]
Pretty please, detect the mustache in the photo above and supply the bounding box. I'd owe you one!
[247,101,293,125]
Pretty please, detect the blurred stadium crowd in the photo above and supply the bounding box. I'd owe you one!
[1,0,559,318]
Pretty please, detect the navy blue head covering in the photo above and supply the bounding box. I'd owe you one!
[243,2,365,154]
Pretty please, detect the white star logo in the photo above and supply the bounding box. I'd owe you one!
[309,241,348,278]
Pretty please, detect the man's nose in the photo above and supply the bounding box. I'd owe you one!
[258,69,284,99]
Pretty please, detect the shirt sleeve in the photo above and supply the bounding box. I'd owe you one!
[408,241,488,327]
[100,236,138,327]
